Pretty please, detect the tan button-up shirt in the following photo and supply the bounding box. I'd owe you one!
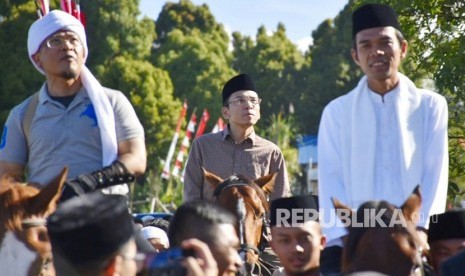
[183,126,290,202]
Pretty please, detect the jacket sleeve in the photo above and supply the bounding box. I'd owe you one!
[317,102,349,243]
[419,94,449,228]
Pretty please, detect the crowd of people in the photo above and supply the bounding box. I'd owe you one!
[0,2,463,276]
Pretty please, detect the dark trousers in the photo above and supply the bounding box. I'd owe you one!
[320,245,342,276]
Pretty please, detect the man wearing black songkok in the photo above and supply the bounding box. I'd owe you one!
[183,73,291,271]
[47,191,141,275]
[318,3,448,274]
[428,209,465,274]
[269,195,325,276]
[184,73,290,202]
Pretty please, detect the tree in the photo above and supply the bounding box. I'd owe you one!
[295,0,360,134]
[152,0,234,127]
[258,113,300,193]
[97,57,181,167]
[0,1,44,127]
[155,0,228,44]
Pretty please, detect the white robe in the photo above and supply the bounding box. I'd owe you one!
[317,73,449,243]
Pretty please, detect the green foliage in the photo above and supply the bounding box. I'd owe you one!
[153,29,235,125]
[97,56,181,168]
[82,0,155,68]
[0,2,45,126]
[155,0,228,44]
[152,0,234,129]
[258,113,301,194]
[295,0,361,134]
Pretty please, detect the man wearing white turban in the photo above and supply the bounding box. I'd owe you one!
[0,10,146,199]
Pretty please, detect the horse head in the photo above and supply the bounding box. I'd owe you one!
[332,185,423,276]
[0,168,68,276]
[204,168,275,275]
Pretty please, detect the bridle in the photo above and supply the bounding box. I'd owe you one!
[213,176,268,257]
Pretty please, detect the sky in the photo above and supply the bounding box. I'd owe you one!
[139,0,349,52]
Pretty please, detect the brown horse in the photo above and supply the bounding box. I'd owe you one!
[204,169,276,276]
[0,168,67,276]
[332,186,424,276]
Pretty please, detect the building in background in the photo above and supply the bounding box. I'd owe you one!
[297,135,318,195]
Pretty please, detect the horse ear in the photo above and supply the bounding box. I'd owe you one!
[332,197,355,228]
[254,172,276,195]
[30,167,68,215]
[400,185,422,224]
[202,167,224,188]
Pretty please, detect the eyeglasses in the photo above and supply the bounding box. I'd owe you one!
[45,35,82,49]
[228,97,262,107]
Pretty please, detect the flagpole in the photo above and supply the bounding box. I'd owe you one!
[194,108,210,138]
[161,100,188,179]
[172,108,197,179]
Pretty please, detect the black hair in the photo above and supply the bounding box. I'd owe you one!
[168,200,237,247]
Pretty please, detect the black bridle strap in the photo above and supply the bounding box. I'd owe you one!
[239,244,260,255]
[213,177,267,255]
[213,182,249,197]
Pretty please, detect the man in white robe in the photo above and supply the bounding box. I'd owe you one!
[317,4,449,274]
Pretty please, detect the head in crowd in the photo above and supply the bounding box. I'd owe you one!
[428,209,465,272]
[351,4,408,86]
[47,191,139,276]
[141,226,169,253]
[221,73,261,127]
[145,217,170,232]
[269,195,326,276]
[168,200,243,275]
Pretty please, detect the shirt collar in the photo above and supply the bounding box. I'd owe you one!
[39,83,88,105]
[368,85,400,105]
[222,124,256,145]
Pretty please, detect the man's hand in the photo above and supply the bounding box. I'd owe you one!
[181,239,219,276]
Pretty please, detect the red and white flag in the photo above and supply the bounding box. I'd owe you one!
[195,109,210,138]
[161,100,188,179]
[211,117,225,133]
[172,110,197,179]
[35,0,50,16]
[61,0,85,26]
